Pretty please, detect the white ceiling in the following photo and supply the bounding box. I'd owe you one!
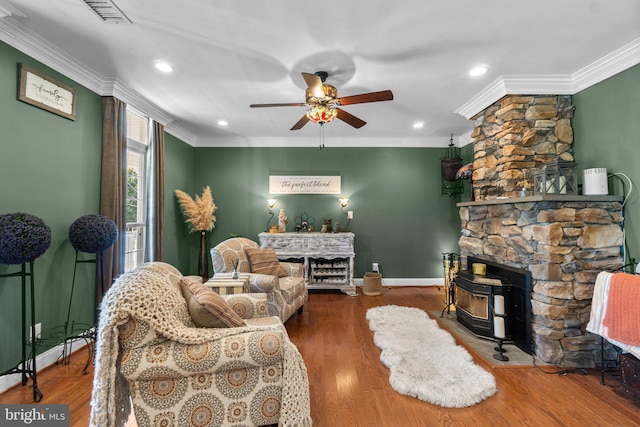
[1,0,639,148]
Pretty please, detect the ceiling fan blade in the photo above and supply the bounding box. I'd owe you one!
[290,115,311,130]
[336,108,366,129]
[302,72,324,98]
[337,90,394,106]
[250,102,307,108]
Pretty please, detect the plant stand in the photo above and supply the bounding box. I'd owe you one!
[0,262,43,401]
[53,251,101,374]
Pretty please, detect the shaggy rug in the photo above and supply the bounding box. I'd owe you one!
[366,305,497,408]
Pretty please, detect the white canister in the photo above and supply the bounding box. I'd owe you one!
[583,168,608,195]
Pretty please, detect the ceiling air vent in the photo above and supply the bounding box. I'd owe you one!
[81,0,132,24]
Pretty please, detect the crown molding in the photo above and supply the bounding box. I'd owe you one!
[0,17,105,92]
[0,15,197,143]
[456,130,473,148]
[194,136,450,148]
[455,37,640,120]
[165,122,196,145]
[1,12,638,147]
[0,0,25,18]
[571,36,640,93]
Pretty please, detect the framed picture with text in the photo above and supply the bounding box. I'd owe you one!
[269,175,341,194]
[18,63,76,121]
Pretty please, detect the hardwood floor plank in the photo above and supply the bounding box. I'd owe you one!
[2,286,640,426]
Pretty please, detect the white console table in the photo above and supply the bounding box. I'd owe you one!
[258,232,356,296]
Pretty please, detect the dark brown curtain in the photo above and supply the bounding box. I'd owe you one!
[145,120,165,261]
[99,96,127,305]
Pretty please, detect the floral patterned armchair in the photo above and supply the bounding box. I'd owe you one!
[210,238,308,322]
[90,262,311,427]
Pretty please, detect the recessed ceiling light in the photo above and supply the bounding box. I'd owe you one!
[469,65,488,76]
[413,122,424,129]
[217,120,228,126]
[154,61,173,73]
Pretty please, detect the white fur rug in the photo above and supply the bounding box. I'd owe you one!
[366,305,497,407]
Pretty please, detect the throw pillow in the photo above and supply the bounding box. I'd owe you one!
[180,277,246,328]
[245,247,288,277]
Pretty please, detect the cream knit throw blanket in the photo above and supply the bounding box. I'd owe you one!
[89,266,312,427]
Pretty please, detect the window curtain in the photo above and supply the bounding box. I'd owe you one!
[99,96,127,307]
[145,120,165,261]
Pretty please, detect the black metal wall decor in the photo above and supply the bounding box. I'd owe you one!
[441,135,463,196]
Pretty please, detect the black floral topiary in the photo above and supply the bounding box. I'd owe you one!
[68,214,118,254]
[0,212,51,265]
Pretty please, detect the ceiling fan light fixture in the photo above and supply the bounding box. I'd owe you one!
[306,105,338,125]
[306,84,337,103]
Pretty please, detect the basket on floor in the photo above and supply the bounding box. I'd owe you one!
[363,272,383,296]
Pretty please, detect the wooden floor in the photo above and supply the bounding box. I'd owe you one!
[2,286,640,427]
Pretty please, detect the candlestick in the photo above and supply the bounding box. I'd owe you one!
[493,316,506,339]
[494,295,505,316]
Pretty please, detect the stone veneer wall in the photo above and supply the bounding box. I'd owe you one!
[471,95,575,200]
[459,198,623,367]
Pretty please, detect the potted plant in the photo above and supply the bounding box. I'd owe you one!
[0,212,51,265]
[68,214,118,254]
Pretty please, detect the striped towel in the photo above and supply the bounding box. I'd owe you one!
[586,271,612,336]
[603,272,640,346]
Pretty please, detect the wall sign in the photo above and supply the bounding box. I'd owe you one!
[269,175,341,194]
[18,63,76,121]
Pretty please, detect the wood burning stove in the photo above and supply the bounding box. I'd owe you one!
[454,256,532,355]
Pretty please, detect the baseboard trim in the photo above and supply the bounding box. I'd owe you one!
[354,277,443,286]
[0,341,89,395]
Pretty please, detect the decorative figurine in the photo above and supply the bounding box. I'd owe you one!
[278,209,288,233]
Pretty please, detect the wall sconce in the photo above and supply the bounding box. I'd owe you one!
[339,197,350,231]
[266,198,277,232]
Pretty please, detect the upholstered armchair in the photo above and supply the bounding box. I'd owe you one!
[90,262,312,427]
[210,237,308,322]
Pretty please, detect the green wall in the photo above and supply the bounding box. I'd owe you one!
[0,42,103,370]
[0,42,195,372]
[163,132,196,273]
[191,147,462,278]
[572,63,640,271]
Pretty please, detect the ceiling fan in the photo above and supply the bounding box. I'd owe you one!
[250,71,393,130]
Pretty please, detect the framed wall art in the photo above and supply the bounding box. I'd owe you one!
[269,175,341,194]
[18,63,76,121]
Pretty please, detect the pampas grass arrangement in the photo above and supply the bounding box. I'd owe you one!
[174,186,217,232]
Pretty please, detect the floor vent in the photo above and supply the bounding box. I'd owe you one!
[81,0,132,24]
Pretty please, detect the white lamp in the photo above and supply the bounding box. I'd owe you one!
[339,197,350,231]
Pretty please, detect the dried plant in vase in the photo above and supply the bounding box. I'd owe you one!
[174,186,217,233]
[174,186,217,281]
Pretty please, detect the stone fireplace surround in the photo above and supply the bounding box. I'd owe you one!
[457,94,624,368]
[458,195,623,367]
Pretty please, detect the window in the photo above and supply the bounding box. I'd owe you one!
[125,108,149,271]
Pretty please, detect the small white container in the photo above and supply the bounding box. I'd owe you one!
[583,168,608,195]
